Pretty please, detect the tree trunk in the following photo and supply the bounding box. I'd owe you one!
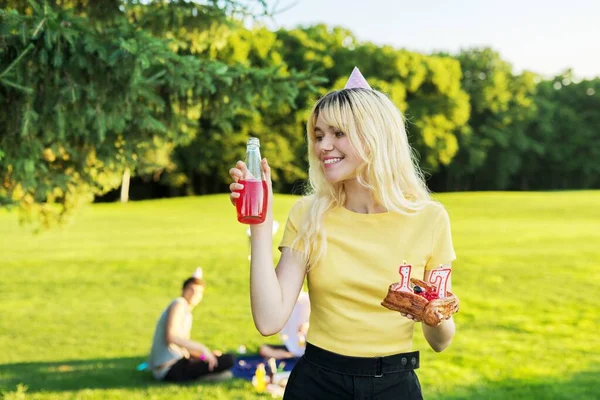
[120,168,131,203]
[186,170,195,196]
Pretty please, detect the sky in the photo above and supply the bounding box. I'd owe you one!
[261,0,600,79]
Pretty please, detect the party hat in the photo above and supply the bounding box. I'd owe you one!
[344,66,372,90]
[192,267,203,279]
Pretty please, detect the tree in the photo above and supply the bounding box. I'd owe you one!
[350,45,471,173]
[0,0,311,227]
[518,72,600,189]
[276,27,471,176]
[434,48,537,191]
[148,22,325,195]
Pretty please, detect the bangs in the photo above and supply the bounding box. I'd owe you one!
[310,90,357,137]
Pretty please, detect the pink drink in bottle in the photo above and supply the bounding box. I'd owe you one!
[236,137,268,224]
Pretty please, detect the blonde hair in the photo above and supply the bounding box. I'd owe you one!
[292,88,433,268]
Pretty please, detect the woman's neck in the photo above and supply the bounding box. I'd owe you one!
[342,179,387,214]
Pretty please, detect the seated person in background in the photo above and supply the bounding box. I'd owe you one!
[148,268,235,382]
[259,291,310,359]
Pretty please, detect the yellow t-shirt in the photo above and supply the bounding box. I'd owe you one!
[279,197,456,357]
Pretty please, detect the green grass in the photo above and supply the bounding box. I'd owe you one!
[0,191,599,399]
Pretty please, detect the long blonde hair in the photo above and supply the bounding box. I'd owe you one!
[292,88,433,268]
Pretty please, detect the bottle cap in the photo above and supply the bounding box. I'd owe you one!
[248,137,260,147]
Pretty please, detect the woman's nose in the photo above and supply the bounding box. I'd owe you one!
[318,136,334,151]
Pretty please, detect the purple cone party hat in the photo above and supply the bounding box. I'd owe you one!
[344,66,372,90]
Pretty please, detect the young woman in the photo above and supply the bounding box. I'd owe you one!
[229,68,458,399]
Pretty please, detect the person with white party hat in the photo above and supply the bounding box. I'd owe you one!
[147,267,235,382]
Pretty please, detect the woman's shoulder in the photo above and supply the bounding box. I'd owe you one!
[415,199,450,222]
[295,194,316,206]
[288,195,315,217]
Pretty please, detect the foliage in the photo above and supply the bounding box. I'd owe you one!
[0,0,313,226]
[518,72,600,189]
[275,25,471,174]
[433,48,538,191]
[1,3,599,227]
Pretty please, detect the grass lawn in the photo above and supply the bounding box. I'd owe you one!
[0,191,599,399]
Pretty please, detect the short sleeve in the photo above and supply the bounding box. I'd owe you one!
[278,198,308,254]
[425,206,457,270]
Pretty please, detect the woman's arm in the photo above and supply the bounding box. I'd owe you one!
[250,242,307,336]
[421,268,456,352]
[230,159,307,336]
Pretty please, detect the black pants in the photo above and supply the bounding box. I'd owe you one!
[163,354,235,382]
[284,343,423,400]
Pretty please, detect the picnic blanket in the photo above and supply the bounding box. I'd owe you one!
[231,354,297,380]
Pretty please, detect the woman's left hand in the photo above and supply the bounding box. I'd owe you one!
[401,312,421,322]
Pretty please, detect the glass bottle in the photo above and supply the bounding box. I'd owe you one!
[236,137,268,224]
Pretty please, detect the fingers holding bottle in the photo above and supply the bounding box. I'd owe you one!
[229,181,243,204]
[229,161,247,205]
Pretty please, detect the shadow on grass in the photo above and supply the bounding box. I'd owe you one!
[1,357,598,400]
[0,356,245,393]
[435,366,600,400]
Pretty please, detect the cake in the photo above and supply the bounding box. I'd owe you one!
[381,278,459,327]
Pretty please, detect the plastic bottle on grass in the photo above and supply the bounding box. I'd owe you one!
[254,363,267,392]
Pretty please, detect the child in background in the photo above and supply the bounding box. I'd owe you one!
[259,291,310,359]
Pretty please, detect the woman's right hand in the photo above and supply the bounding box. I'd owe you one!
[228,160,248,205]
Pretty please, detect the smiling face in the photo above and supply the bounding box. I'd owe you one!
[313,114,363,184]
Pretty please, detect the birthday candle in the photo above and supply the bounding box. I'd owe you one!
[428,266,451,298]
[395,262,412,292]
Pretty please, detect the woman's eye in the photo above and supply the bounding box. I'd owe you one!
[315,136,323,141]
[335,131,345,137]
